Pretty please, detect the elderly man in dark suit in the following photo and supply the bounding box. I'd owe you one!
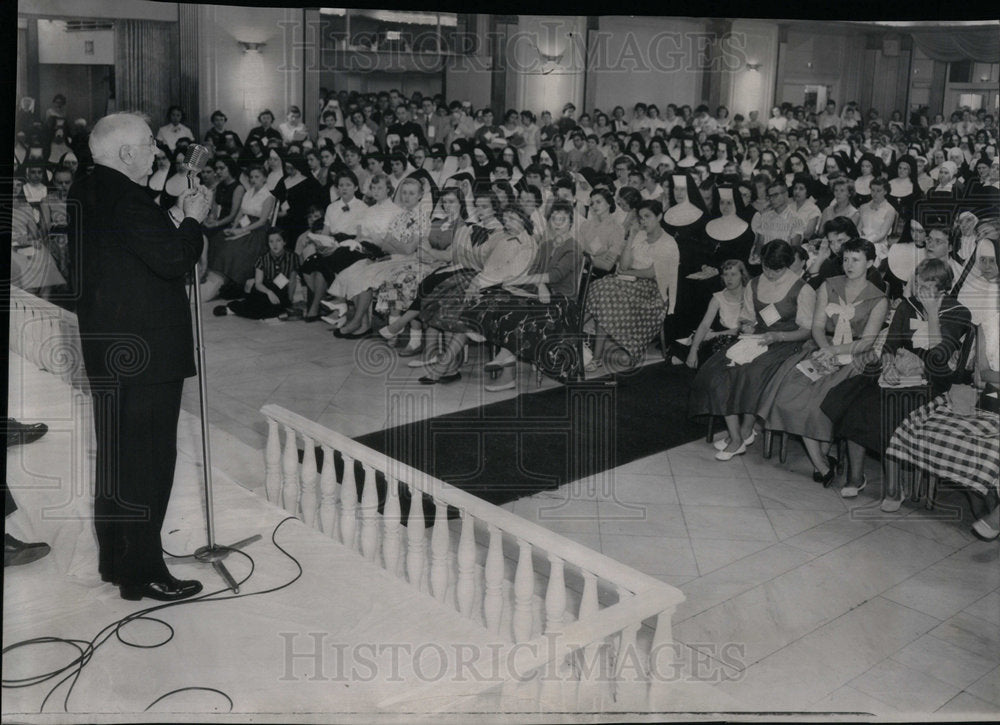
[69,112,212,601]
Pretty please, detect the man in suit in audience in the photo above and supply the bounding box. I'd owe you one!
[68,112,212,602]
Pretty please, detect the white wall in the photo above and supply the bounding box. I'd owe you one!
[444,55,491,109]
[37,19,114,65]
[196,3,305,140]
[590,16,705,113]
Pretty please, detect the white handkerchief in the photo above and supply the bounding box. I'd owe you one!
[237,214,251,228]
[910,317,929,350]
[272,273,289,290]
[759,303,781,327]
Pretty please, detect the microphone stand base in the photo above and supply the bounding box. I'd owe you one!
[165,534,263,594]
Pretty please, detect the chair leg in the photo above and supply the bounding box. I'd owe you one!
[778,432,788,464]
[925,474,937,510]
[659,327,668,361]
[706,417,715,444]
[911,471,926,503]
[763,429,773,460]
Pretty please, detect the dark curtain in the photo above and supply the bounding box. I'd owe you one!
[114,20,179,130]
[910,28,1000,63]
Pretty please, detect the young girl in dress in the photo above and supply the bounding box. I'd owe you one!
[685,260,749,369]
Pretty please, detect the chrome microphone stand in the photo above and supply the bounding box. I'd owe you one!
[167,161,261,592]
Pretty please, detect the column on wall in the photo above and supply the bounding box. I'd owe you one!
[178,4,199,140]
[506,15,587,117]
[725,19,778,121]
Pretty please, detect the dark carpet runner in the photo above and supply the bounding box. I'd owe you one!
[301,364,703,523]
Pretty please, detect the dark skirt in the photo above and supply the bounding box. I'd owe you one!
[419,268,478,331]
[820,376,929,454]
[227,281,290,320]
[300,246,372,285]
[688,340,805,419]
[208,226,267,285]
[757,342,861,441]
[408,266,466,313]
[460,289,579,377]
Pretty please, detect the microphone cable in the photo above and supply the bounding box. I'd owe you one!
[1,516,304,714]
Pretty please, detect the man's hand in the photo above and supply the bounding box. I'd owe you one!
[266,290,280,306]
[180,187,212,224]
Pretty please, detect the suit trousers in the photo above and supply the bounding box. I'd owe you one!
[91,379,184,585]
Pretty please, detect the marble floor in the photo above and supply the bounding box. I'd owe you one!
[6,301,1000,719]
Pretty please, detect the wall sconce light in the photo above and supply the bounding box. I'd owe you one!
[238,41,267,112]
[745,61,761,72]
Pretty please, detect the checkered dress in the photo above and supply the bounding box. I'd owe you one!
[886,394,1000,496]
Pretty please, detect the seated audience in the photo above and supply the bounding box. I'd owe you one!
[757,238,888,486]
[215,227,298,319]
[821,258,972,509]
[688,240,816,461]
[584,199,679,372]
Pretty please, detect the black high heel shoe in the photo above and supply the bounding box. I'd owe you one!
[827,454,841,475]
[812,467,836,487]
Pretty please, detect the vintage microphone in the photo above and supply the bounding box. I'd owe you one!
[169,143,261,592]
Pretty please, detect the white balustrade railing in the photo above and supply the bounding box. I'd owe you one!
[261,403,685,712]
[8,285,89,391]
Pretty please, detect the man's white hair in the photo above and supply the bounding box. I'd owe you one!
[89,112,152,163]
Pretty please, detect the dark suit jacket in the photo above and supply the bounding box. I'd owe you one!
[69,165,204,385]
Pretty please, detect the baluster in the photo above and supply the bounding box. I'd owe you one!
[512,539,534,643]
[483,525,504,634]
[281,425,299,514]
[359,463,379,561]
[575,572,611,710]
[613,618,645,710]
[317,445,338,538]
[264,418,281,504]
[544,555,566,633]
[539,554,570,710]
[429,497,450,602]
[300,435,318,528]
[647,609,677,711]
[406,491,426,591]
[339,453,358,550]
[455,511,476,617]
[382,476,402,576]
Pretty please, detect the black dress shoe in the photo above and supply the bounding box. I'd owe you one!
[341,330,371,340]
[4,533,51,567]
[120,577,203,602]
[419,372,461,385]
[812,468,836,488]
[6,419,48,447]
